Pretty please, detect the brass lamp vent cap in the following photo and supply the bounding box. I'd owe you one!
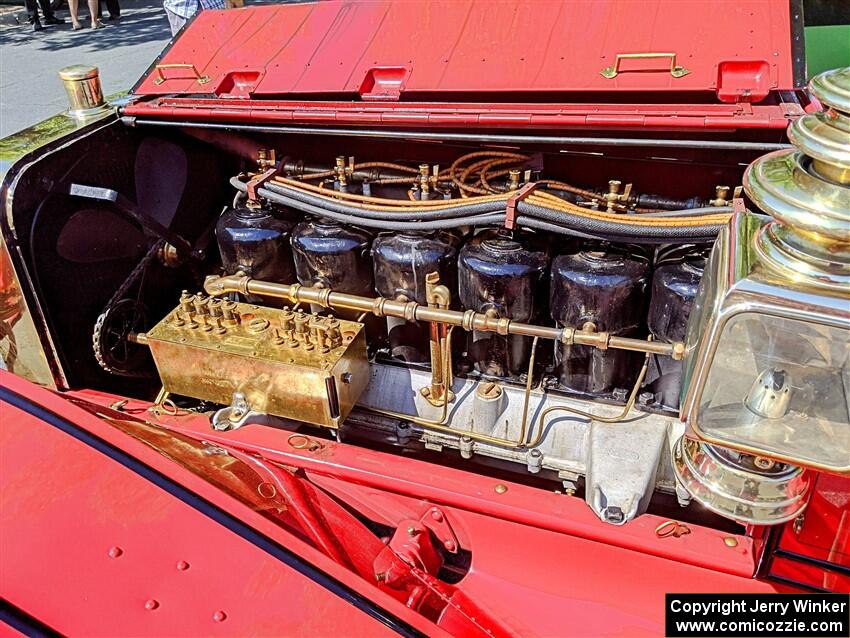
[58,64,100,82]
[58,64,110,120]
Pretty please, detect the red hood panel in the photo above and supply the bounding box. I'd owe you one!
[133,0,797,102]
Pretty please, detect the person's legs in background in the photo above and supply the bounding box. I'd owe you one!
[37,0,64,24]
[100,0,121,21]
[86,0,103,27]
[25,0,64,31]
[24,0,43,30]
[68,0,82,29]
[69,0,101,29]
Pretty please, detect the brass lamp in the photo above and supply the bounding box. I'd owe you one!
[674,67,850,525]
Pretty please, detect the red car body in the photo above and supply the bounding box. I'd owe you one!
[1,1,848,635]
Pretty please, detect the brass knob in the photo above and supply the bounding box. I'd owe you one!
[221,300,239,326]
[192,295,209,316]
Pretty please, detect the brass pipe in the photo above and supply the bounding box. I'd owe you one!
[524,353,651,448]
[424,272,453,404]
[204,274,683,360]
[516,336,540,444]
[366,327,547,449]
[367,327,456,429]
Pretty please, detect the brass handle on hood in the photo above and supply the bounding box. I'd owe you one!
[600,52,690,79]
[153,63,211,85]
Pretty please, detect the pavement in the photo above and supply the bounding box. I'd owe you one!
[0,0,173,138]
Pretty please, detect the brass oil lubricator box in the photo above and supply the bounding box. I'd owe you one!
[142,293,369,428]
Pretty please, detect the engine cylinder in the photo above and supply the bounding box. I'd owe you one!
[458,229,549,379]
[372,231,459,363]
[215,204,296,282]
[644,245,709,409]
[290,218,374,296]
[550,245,650,397]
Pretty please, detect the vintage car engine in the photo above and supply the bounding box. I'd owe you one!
[95,147,742,527]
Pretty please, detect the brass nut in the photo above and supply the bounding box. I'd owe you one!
[476,382,502,400]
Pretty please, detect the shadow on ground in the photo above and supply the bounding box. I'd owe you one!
[2,0,169,50]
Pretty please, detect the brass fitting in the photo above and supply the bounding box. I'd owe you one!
[709,185,742,207]
[257,148,277,171]
[602,179,633,213]
[508,169,522,191]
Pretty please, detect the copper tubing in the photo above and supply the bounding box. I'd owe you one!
[204,274,683,360]
[516,336,540,444]
[538,179,598,201]
[449,151,529,195]
[297,161,422,181]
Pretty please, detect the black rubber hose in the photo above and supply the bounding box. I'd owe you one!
[514,216,719,244]
[255,186,507,231]
[264,181,504,221]
[230,176,725,242]
[230,176,505,221]
[516,201,725,241]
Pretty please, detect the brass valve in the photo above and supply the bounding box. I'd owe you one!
[175,290,193,326]
[279,307,294,333]
[508,169,521,191]
[333,155,355,188]
[418,163,431,195]
[257,148,276,171]
[602,179,633,213]
[709,185,743,207]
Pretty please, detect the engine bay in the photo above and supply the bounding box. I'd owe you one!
[6,121,773,529]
